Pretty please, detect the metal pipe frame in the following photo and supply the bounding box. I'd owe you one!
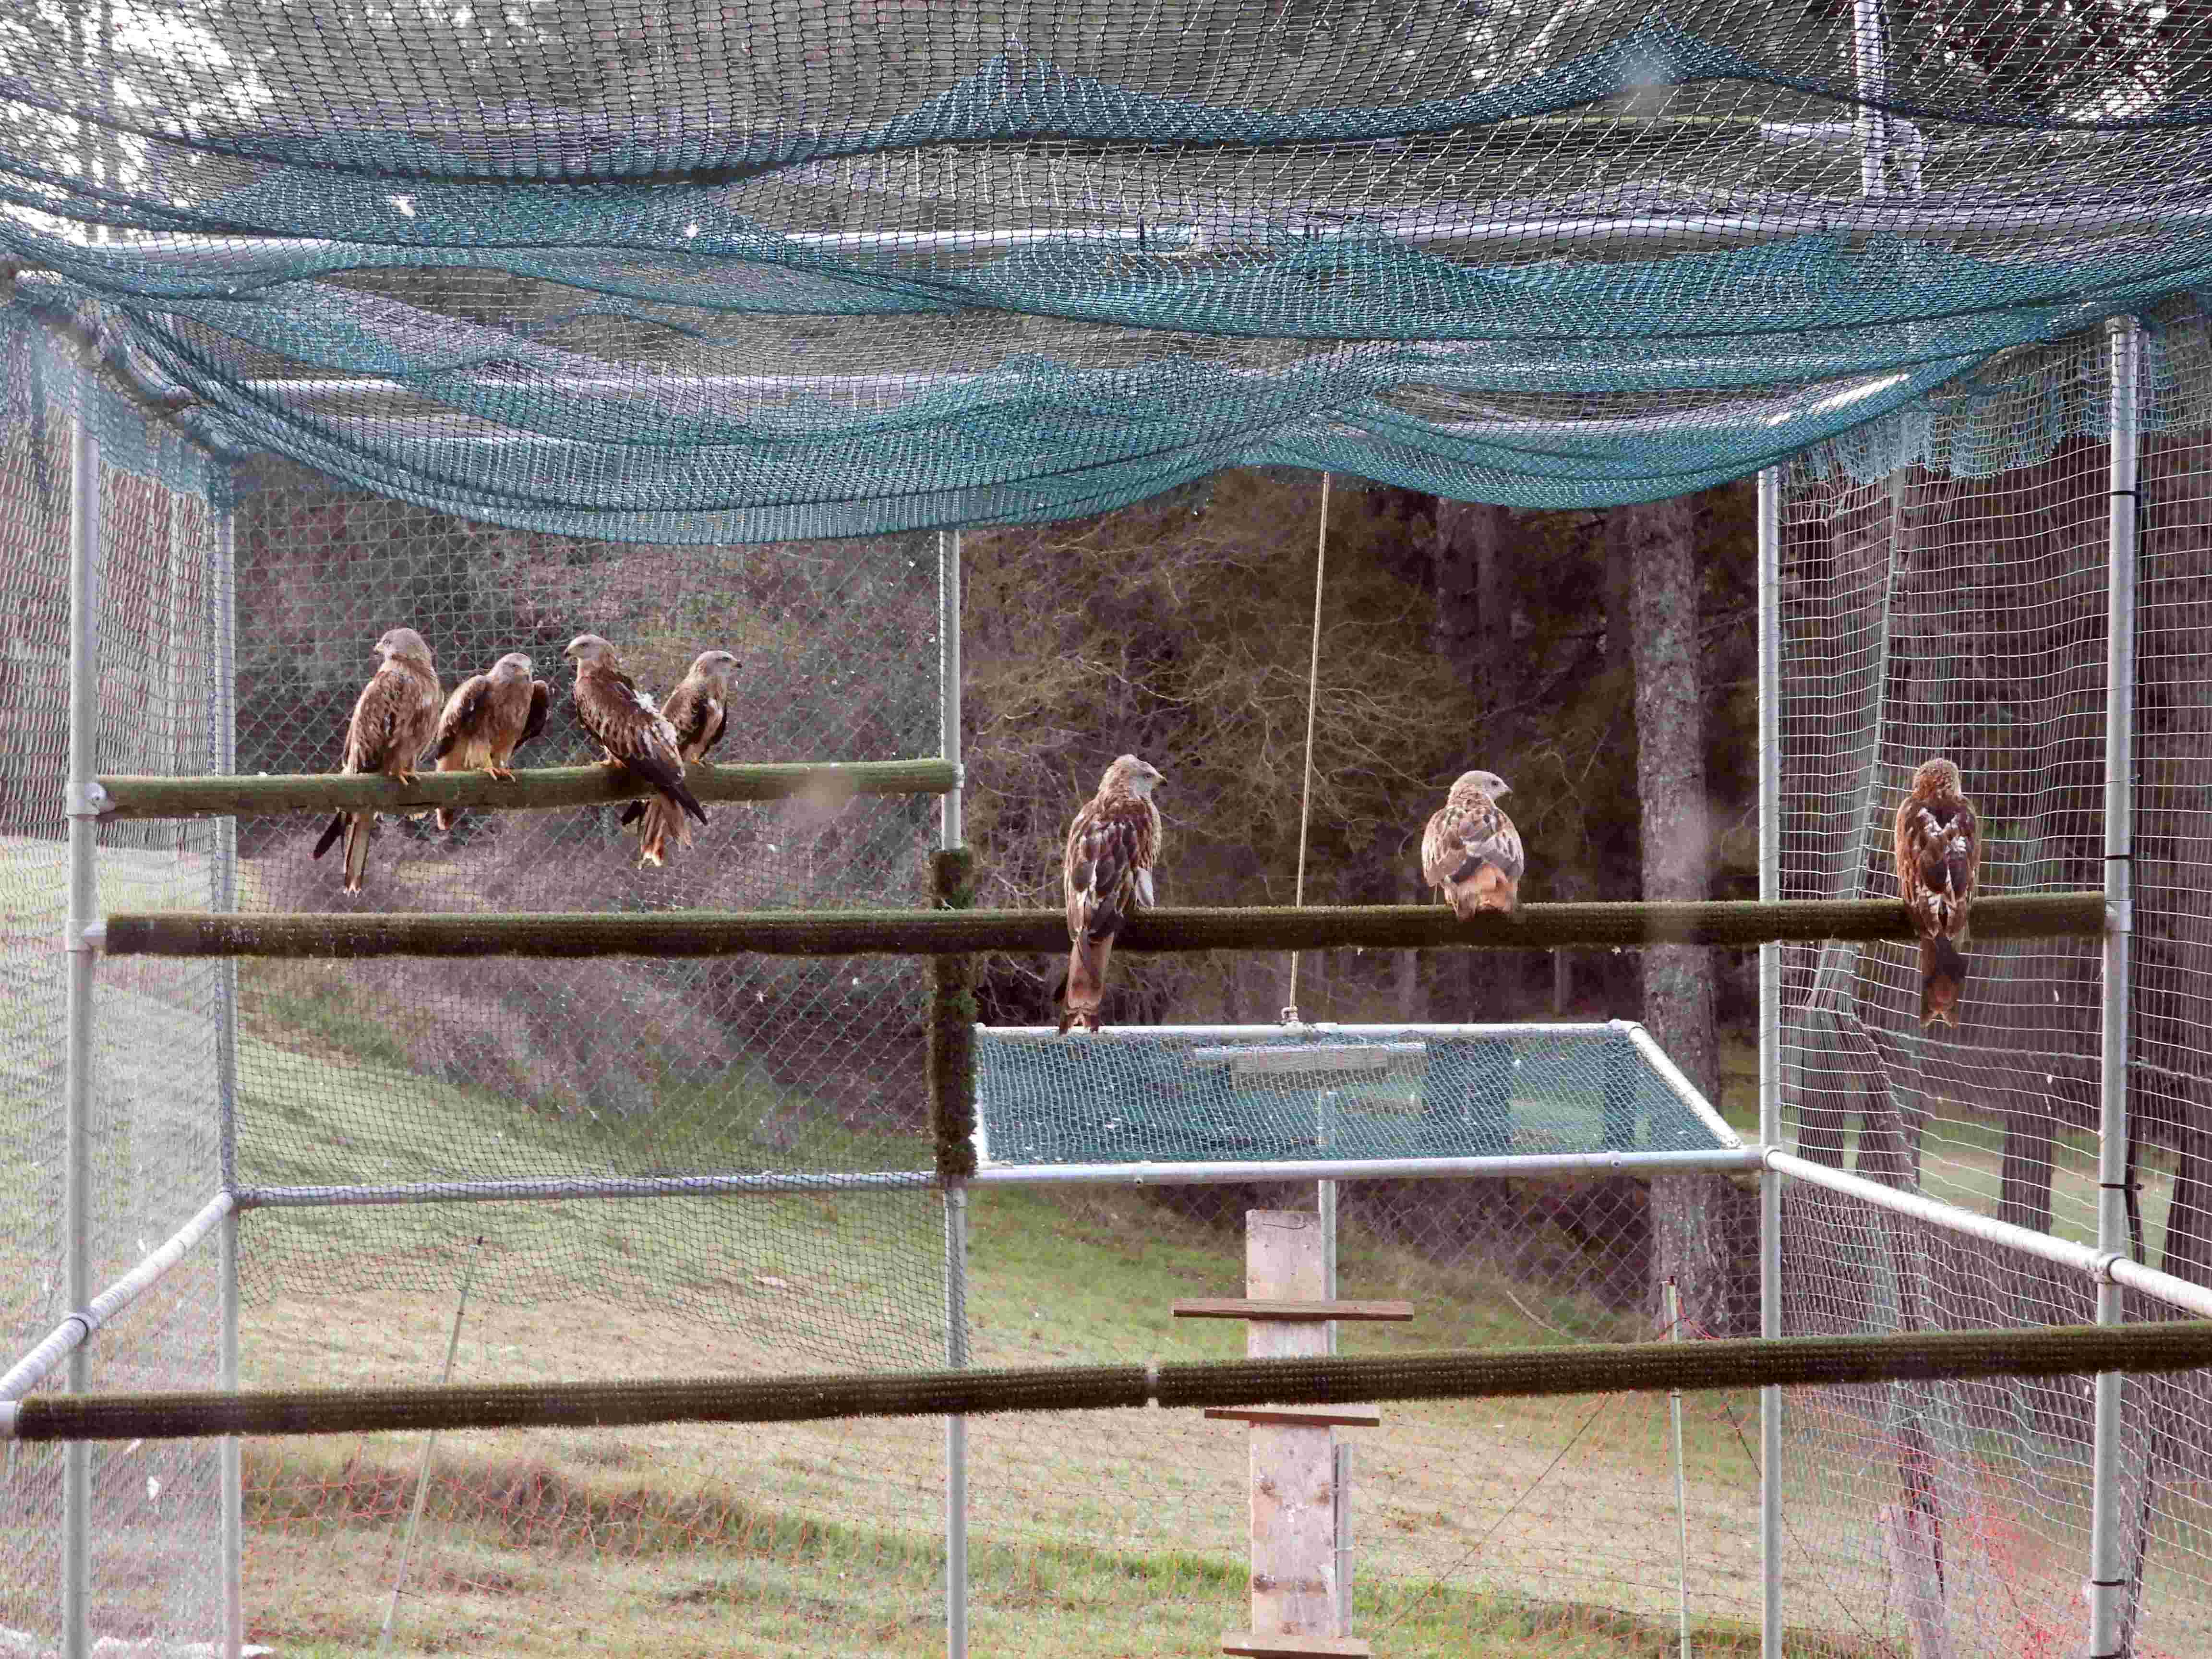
[2087,313,2140,1659]
[60,405,99,1659]
[1755,462,1784,1659]
[210,492,244,1659]
[2,1194,236,1403]
[1621,1021,1745,1148]
[938,524,969,1659]
[973,1149,1766,1187]
[237,1171,941,1208]
[228,1148,1764,1214]
[1767,1152,2212,1321]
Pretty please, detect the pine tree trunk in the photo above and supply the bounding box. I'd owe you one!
[1428,498,1514,1021]
[1623,493,1736,1330]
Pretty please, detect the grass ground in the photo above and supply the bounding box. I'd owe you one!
[213,999,1972,1659]
[4,843,2199,1657]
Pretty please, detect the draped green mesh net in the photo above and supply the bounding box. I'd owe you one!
[6,0,2212,531]
[974,1022,1740,1166]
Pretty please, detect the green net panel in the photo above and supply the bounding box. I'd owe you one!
[972,1020,1740,1167]
[6,2,2212,531]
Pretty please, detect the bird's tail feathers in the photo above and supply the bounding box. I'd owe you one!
[342,811,373,895]
[1919,935,1968,1028]
[1059,934,1114,1034]
[672,780,709,826]
[636,795,697,868]
[1452,866,1518,918]
[312,813,344,861]
[435,806,459,834]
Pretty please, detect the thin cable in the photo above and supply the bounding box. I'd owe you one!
[1284,471,1330,1023]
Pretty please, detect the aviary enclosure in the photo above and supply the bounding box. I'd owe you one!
[6,2,2212,1657]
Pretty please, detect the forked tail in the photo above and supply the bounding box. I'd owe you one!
[1058,932,1115,1034]
[1919,935,1968,1028]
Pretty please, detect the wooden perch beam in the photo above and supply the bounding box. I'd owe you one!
[93,759,957,820]
[99,892,2106,960]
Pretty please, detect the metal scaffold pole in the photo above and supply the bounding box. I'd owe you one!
[211,493,243,1659]
[1755,463,1784,1659]
[2086,313,2140,1659]
[939,527,969,1659]
[62,405,102,1659]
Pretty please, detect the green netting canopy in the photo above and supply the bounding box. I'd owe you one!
[5,0,2212,534]
[972,1021,1741,1167]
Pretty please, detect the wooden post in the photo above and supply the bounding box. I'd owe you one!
[1177,1210,1415,1659]
[1248,1212,1337,1646]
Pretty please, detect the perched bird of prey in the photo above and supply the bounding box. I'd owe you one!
[563,633,708,866]
[1422,769,1525,918]
[311,626,443,894]
[1058,754,1166,1034]
[430,652,551,833]
[1894,756,1980,1028]
[620,649,738,861]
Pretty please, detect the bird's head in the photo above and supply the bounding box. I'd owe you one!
[1452,768,1511,803]
[1102,754,1165,799]
[690,649,740,684]
[489,652,534,682]
[373,627,433,669]
[1913,757,1962,795]
[564,634,616,670]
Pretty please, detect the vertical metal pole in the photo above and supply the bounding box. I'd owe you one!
[1333,1441,1353,1634]
[1755,464,1784,1659]
[211,495,242,1659]
[62,409,100,1659]
[2086,314,2139,1659]
[939,528,962,852]
[1666,1278,1692,1659]
[1851,0,1890,200]
[938,527,968,1659]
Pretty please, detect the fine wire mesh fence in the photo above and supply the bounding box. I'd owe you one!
[1771,310,2212,1657]
[11,306,2212,1659]
[0,372,230,1651]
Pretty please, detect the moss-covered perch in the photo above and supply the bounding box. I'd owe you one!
[929,847,979,1181]
[100,892,2106,959]
[10,1321,2211,1443]
[93,758,958,820]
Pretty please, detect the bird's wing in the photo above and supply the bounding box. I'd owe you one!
[1948,797,1980,914]
[519,681,551,749]
[579,665,690,798]
[1897,794,1975,939]
[663,679,726,761]
[345,663,429,775]
[1429,798,1524,890]
[1064,792,1158,940]
[431,675,491,760]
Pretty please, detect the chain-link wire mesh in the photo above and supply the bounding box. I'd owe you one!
[958,1177,1766,1653]
[0,353,229,1652]
[1774,308,2212,1654]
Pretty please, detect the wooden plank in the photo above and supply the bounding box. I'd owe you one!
[1172,1298,1415,1322]
[1204,1406,1382,1428]
[1188,1043,1421,1075]
[1246,1211,1338,1644]
[1222,1633,1372,1658]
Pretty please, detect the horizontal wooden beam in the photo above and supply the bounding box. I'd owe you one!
[1173,1299,1416,1323]
[96,892,2107,960]
[1222,1634,1371,1659]
[93,758,957,820]
[1203,1405,1383,1428]
[14,1322,2212,1443]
